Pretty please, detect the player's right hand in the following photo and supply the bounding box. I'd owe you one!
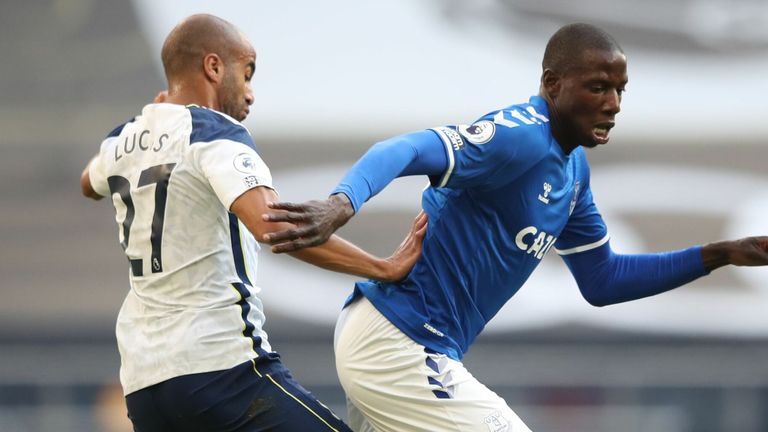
[262,193,355,253]
[702,236,768,271]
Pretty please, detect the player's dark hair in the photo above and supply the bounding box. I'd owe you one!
[161,14,242,82]
[542,23,622,75]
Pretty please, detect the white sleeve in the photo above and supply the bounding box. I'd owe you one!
[88,137,118,197]
[191,139,274,209]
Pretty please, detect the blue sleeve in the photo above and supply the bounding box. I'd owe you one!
[554,183,609,252]
[561,241,710,307]
[554,150,609,252]
[332,130,448,212]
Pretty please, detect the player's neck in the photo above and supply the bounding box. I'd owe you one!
[546,107,579,155]
[551,123,578,155]
[164,82,220,112]
[539,91,578,154]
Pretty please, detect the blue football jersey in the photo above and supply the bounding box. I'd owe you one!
[352,96,609,360]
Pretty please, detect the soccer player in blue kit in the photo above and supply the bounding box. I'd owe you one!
[263,23,768,431]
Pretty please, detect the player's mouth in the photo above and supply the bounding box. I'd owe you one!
[592,122,614,145]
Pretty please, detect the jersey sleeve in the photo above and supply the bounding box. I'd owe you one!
[191,139,273,210]
[331,130,448,212]
[429,117,549,190]
[194,140,272,209]
[186,107,273,209]
[554,154,609,255]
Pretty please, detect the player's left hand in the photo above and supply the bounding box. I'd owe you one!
[702,236,768,271]
[379,211,428,282]
[724,236,768,266]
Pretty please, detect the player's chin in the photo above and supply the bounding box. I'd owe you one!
[233,110,248,122]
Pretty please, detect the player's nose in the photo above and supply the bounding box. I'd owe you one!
[603,89,621,115]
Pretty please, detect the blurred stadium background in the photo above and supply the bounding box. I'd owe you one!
[2,0,768,431]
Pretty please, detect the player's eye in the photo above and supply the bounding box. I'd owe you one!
[590,85,605,94]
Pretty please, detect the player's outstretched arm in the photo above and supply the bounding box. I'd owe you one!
[289,211,427,282]
[232,186,427,282]
[701,236,768,270]
[563,236,768,307]
[263,130,447,253]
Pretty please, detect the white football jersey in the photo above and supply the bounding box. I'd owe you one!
[89,103,275,395]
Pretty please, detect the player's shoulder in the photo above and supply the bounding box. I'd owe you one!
[569,146,592,176]
[458,96,552,155]
[187,105,255,150]
[486,95,550,135]
[104,116,137,140]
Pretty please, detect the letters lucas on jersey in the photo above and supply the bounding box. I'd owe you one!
[114,129,169,162]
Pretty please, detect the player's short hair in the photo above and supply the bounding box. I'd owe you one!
[161,14,243,82]
[542,23,623,75]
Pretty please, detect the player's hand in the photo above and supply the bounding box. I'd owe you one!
[153,90,169,103]
[702,236,768,271]
[379,211,428,282]
[724,236,768,266]
[262,193,355,253]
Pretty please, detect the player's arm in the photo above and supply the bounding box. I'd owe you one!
[80,157,104,200]
[262,130,448,253]
[231,185,427,282]
[561,237,768,307]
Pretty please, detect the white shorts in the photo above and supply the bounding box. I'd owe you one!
[334,296,532,432]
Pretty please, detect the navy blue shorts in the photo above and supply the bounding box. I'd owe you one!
[125,356,351,432]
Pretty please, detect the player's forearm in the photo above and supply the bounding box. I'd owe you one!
[563,242,709,307]
[333,131,447,212]
[288,235,395,281]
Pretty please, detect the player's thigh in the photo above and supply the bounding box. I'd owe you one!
[345,396,376,432]
[125,387,175,432]
[234,365,352,432]
[335,297,530,432]
[343,351,530,432]
[144,359,351,432]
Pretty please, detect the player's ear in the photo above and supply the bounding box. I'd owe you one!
[202,53,224,84]
[541,69,561,99]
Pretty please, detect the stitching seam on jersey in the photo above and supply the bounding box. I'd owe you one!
[431,127,456,188]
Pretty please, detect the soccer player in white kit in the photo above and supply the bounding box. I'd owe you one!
[80,14,426,432]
